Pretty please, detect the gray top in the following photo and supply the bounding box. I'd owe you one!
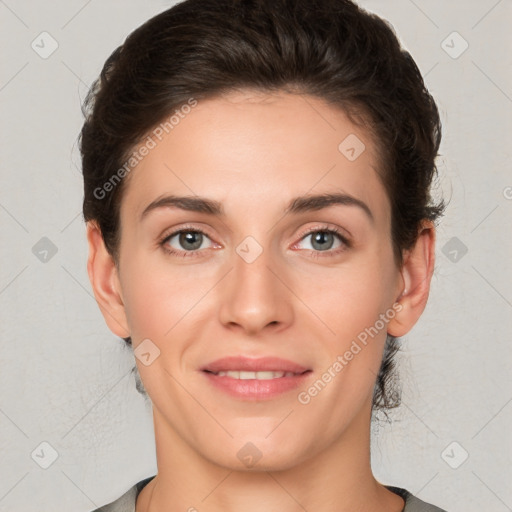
[90,476,448,512]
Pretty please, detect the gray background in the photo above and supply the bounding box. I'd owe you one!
[1,1,511,511]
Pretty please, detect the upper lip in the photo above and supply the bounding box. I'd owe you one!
[201,356,310,374]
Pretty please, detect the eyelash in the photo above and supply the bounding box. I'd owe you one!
[295,225,351,257]
[159,224,351,259]
[159,225,213,258]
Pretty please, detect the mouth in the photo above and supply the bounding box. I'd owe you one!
[203,370,306,379]
[200,356,312,400]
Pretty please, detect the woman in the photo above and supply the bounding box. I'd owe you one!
[80,0,447,510]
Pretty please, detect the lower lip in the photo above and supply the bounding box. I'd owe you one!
[202,371,311,400]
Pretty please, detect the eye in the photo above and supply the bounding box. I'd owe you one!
[294,227,350,253]
[161,228,215,256]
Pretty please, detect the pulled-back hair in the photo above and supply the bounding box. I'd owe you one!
[80,0,444,411]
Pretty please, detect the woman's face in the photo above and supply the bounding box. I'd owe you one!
[113,91,405,470]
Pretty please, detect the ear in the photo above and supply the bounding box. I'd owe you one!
[387,220,436,337]
[86,221,130,338]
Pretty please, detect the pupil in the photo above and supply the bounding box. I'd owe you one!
[312,231,333,251]
[180,231,202,250]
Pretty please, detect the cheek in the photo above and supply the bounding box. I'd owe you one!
[119,253,210,341]
[293,257,397,345]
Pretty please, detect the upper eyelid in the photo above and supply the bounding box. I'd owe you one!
[297,225,348,239]
[160,224,214,241]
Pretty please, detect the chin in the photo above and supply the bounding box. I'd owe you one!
[197,435,313,473]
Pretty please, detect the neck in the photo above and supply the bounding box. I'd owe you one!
[137,403,404,512]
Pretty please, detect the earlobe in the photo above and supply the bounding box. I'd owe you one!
[387,221,436,337]
[86,222,130,338]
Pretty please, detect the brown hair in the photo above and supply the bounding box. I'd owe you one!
[79,0,444,412]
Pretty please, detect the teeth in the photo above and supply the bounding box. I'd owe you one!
[215,370,296,379]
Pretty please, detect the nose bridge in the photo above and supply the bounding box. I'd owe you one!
[218,236,293,333]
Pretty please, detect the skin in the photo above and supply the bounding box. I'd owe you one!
[87,90,435,512]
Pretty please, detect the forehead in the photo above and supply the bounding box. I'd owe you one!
[121,90,390,225]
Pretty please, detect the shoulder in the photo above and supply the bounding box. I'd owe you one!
[386,485,448,512]
[88,476,156,512]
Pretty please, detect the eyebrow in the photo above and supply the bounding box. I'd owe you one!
[286,192,373,222]
[140,192,373,222]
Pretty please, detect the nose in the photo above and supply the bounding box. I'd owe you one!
[218,244,294,335]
